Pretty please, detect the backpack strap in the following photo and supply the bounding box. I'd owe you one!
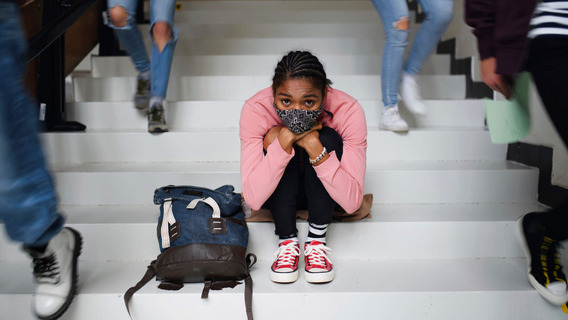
[160,199,177,249]
[245,253,257,320]
[201,280,213,299]
[201,253,257,319]
[244,274,254,320]
[124,255,258,319]
[124,261,156,319]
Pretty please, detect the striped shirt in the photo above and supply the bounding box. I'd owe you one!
[529,0,568,38]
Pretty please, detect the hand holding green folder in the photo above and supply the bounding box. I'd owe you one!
[484,72,531,144]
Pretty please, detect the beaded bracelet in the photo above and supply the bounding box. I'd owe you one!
[309,147,327,165]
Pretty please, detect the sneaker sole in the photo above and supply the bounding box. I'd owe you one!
[516,216,568,305]
[269,269,299,284]
[148,126,169,134]
[36,227,83,320]
[379,124,409,132]
[305,268,335,284]
[134,95,150,110]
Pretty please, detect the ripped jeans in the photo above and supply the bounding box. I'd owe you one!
[107,0,178,99]
[371,0,453,108]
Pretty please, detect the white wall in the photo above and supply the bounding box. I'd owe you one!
[447,0,568,188]
[444,0,482,81]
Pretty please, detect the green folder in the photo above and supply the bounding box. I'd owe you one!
[484,72,531,144]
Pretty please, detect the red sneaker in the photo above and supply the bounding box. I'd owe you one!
[304,241,334,283]
[270,240,300,283]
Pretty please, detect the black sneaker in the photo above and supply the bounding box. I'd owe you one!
[25,227,83,320]
[134,76,151,110]
[518,212,568,305]
[147,101,168,133]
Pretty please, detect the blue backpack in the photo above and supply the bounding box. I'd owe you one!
[124,185,256,320]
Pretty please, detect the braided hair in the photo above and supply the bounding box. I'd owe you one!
[272,51,333,97]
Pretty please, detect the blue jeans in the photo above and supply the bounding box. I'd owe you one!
[0,3,64,248]
[371,0,453,108]
[107,0,179,99]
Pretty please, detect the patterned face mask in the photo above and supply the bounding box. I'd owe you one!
[273,102,324,134]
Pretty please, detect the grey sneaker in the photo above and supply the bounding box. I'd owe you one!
[134,76,151,110]
[147,101,168,133]
[25,227,83,320]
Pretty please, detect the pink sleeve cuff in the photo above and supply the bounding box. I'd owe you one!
[267,136,295,164]
[313,151,340,177]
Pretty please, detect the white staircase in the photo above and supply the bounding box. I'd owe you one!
[1,1,565,319]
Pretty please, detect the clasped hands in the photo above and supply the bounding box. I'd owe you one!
[263,122,328,165]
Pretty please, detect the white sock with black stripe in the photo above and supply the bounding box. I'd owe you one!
[279,236,299,245]
[306,222,329,244]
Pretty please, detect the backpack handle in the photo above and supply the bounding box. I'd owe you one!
[161,197,225,249]
[187,196,222,218]
[188,197,227,234]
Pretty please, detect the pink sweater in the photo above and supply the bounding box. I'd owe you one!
[239,87,367,213]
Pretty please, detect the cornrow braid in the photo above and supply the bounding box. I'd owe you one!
[272,51,333,97]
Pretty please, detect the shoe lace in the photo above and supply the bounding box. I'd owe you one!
[540,236,566,285]
[274,242,300,267]
[304,243,332,267]
[32,254,60,284]
[148,105,164,123]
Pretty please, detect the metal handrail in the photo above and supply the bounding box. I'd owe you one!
[27,0,99,63]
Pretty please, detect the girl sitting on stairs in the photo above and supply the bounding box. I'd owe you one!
[239,51,367,284]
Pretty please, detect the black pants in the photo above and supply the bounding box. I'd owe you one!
[264,127,343,238]
[525,37,568,240]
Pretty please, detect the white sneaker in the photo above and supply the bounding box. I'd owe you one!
[401,72,426,115]
[27,227,82,320]
[380,106,409,132]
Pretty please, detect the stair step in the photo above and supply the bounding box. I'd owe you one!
[66,99,482,131]
[89,54,450,77]
[112,36,429,56]
[72,74,465,102]
[44,161,536,206]
[175,0,375,12]
[135,17,424,39]
[141,22,384,39]
[41,129,503,165]
[0,202,546,262]
[171,8,379,24]
[0,258,565,320]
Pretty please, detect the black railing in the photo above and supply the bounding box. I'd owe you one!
[27,0,99,132]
